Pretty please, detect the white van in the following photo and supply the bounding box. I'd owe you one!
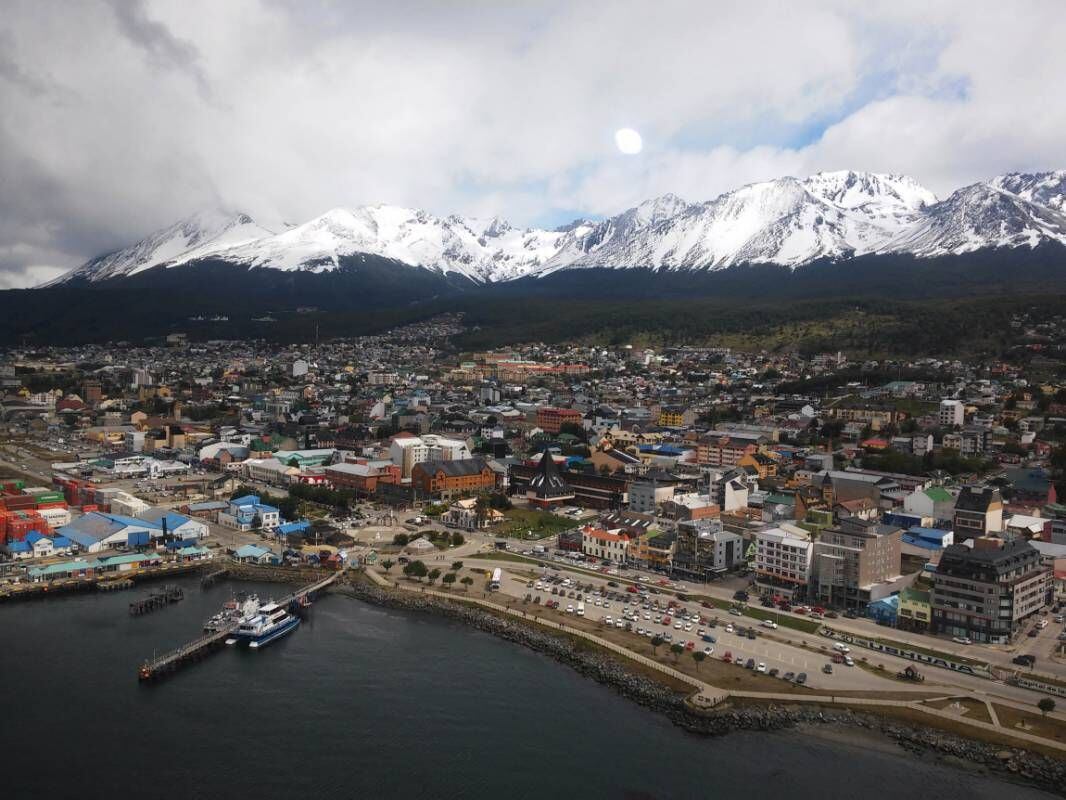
[833,642,851,653]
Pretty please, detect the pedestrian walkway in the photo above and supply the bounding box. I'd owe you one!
[361,567,1066,752]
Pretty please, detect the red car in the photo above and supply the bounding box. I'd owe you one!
[722,651,733,663]
[662,616,671,625]
[626,586,638,593]
[684,641,695,651]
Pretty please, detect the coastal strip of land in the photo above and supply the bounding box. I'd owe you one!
[337,568,1066,796]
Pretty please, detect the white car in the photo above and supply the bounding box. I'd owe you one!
[843,656,854,667]
[615,619,624,628]
[725,624,735,634]
[605,616,613,624]
[756,663,767,673]
[684,623,693,632]
[673,622,682,630]
[566,604,574,613]
[703,646,714,656]
[832,642,850,654]
[761,619,778,629]
[637,627,645,636]
[952,636,973,645]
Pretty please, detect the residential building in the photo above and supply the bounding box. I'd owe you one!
[810,521,903,609]
[672,519,742,580]
[930,538,1051,643]
[535,406,583,434]
[754,527,813,597]
[953,485,1004,538]
[939,399,965,428]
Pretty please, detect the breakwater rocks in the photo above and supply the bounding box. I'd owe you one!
[341,578,1066,796]
[338,579,686,712]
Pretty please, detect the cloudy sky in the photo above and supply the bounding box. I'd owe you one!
[2,0,1065,288]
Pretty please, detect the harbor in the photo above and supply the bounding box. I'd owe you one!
[137,569,342,681]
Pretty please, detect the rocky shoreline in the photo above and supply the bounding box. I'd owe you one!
[337,577,1066,797]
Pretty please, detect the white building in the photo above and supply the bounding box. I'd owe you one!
[754,527,813,590]
[581,526,630,564]
[292,359,309,378]
[389,434,470,478]
[939,399,964,428]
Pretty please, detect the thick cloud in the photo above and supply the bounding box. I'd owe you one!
[2,0,1065,286]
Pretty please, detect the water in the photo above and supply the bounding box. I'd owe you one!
[0,575,1054,799]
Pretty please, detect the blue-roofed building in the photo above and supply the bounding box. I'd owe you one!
[277,520,311,539]
[55,509,208,554]
[233,544,280,565]
[5,540,33,560]
[901,526,954,552]
[220,495,281,532]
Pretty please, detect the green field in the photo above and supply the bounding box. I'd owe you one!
[492,507,575,539]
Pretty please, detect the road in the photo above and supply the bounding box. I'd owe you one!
[473,552,1065,709]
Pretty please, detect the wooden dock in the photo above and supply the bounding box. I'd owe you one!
[137,570,343,682]
[129,585,183,615]
[138,624,237,681]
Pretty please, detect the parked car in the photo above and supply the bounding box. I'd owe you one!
[822,663,833,674]
[745,658,756,669]
[952,636,973,645]
[796,672,807,684]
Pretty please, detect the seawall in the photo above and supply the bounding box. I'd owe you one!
[338,574,1066,796]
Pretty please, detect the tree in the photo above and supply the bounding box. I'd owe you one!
[393,533,409,546]
[475,494,490,528]
[428,568,441,585]
[450,561,464,572]
[442,572,456,587]
[1039,697,1056,717]
[403,560,428,581]
[692,650,707,671]
[451,531,465,546]
[380,558,394,574]
[670,643,684,662]
[460,576,474,591]
[651,635,664,655]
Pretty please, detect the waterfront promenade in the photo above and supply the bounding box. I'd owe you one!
[363,567,1066,755]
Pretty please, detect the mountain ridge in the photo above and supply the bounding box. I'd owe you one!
[44,169,1066,287]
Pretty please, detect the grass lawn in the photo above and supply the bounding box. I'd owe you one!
[992,703,1066,742]
[921,697,993,724]
[492,507,575,539]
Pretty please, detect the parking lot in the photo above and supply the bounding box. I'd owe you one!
[514,570,881,692]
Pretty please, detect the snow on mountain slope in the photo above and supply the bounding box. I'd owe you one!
[990,171,1066,213]
[45,169,1066,287]
[214,205,577,283]
[542,173,930,272]
[47,210,274,284]
[882,183,1066,257]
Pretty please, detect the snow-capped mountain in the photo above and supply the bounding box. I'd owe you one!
[883,182,1066,257]
[47,170,1066,287]
[989,171,1066,213]
[45,210,275,285]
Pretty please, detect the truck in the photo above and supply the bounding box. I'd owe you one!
[490,568,502,591]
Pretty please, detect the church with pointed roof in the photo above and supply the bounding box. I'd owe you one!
[526,447,574,509]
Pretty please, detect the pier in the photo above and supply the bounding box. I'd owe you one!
[129,585,184,615]
[137,569,343,681]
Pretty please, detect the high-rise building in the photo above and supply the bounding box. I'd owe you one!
[931,538,1050,643]
[810,520,903,609]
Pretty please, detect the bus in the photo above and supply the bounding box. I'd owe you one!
[490,568,502,591]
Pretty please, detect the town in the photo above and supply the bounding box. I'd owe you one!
[3,311,1066,754]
